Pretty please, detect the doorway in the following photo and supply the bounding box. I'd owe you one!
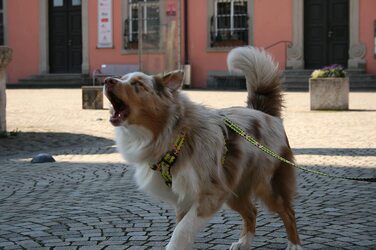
[49,0,82,73]
[304,0,349,69]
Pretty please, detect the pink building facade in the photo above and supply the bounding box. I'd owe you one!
[3,0,376,88]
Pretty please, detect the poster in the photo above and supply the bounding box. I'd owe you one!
[97,0,113,48]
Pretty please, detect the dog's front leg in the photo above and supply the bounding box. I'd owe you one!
[166,199,221,250]
[166,193,225,250]
[166,203,210,250]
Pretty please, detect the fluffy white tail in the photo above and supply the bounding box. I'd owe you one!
[227,46,283,117]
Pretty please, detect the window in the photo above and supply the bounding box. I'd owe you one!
[72,0,81,6]
[53,0,64,7]
[123,0,160,50]
[0,0,4,45]
[210,0,249,48]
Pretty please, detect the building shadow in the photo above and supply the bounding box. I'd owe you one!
[0,160,374,249]
[0,131,116,158]
[293,147,376,156]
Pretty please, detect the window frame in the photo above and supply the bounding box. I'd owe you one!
[122,0,163,54]
[207,0,254,51]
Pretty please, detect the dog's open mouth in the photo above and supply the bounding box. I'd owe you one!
[106,90,130,126]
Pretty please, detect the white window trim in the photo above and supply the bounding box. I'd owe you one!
[214,0,241,36]
[122,0,163,54]
[208,0,254,51]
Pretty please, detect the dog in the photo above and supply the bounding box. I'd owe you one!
[104,46,301,250]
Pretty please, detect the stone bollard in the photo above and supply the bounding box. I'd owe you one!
[0,47,13,133]
[82,86,104,109]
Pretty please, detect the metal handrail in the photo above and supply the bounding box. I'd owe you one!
[264,40,292,50]
[264,40,292,69]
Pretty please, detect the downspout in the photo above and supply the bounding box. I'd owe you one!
[182,0,191,86]
[184,0,189,64]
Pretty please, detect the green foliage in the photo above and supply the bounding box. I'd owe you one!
[311,64,347,79]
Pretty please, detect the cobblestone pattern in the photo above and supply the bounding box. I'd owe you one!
[0,90,375,249]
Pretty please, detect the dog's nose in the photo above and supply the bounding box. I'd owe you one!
[104,77,118,86]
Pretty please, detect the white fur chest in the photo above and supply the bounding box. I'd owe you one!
[133,163,179,205]
[114,124,153,163]
[114,124,199,206]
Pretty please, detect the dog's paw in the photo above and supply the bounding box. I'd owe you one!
[166,241,190,250]
[285,241,303,250]
[165,242,175,250]
[229,233,253,250]
[230,241,250,250]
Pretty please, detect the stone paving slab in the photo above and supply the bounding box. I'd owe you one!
[0,89,375,249]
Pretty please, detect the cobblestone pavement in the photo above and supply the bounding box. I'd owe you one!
[0,89,375,250]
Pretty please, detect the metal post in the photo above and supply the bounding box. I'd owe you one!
[0,46,13,133]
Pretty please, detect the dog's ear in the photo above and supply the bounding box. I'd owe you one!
[159,70,184,91]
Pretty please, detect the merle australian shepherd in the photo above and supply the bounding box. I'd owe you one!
[104,47,301,250]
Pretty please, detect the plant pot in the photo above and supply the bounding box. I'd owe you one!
[309,77,349,110]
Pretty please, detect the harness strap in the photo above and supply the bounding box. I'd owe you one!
[151,130,187,187]
[223,116,376,183]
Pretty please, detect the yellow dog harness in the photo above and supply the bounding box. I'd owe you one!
[150,130,186,187]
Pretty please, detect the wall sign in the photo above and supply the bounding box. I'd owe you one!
[97,0,113,48]
[166,1,177,17]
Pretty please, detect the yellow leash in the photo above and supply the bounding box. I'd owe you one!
[223,116,376,183]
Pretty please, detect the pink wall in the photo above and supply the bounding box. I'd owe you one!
[253,0,292,68]
[187,0,292,88]
[5,0,375,85]
[88,0,138,73]
[360,0,376,73]
[7,0,40,84]
[187,1,227,88]
[89,0,178,75]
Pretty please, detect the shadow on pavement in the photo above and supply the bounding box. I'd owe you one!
[293,147,376,156]
[0,132,115,158]
[2,132,376,160]
[0,160,374,249]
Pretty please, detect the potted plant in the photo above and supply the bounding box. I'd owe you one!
[309,64,349,110]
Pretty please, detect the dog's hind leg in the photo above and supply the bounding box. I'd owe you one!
[257,165,302,250]
[226,196,257,250]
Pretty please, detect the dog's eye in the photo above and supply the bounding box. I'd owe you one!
[131,81,141,93]
[131,81,149,93]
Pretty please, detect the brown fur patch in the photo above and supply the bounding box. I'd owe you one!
[226,196,257,237]
[247,73,284,118]
[271,146,296,205]
[222,130,243,189]
[112,81,170,138]
[196,192,226,217]
[250,119,262,140]
[255,146,300,245]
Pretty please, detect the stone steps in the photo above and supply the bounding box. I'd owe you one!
[207,70,376,91]
[283,70,376,91]
[9,74,91,88]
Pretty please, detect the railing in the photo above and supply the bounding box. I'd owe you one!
[264,40,292,69]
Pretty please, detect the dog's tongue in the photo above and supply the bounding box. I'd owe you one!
[110,108,129,126]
